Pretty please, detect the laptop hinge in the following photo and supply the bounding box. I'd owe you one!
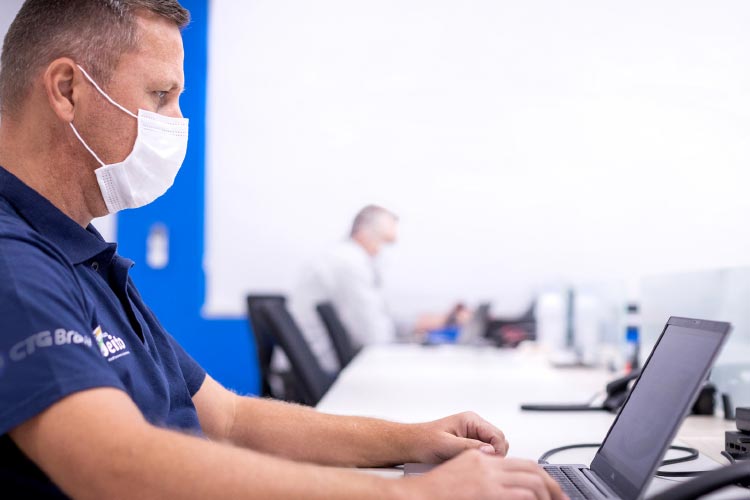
[582,468,618,498]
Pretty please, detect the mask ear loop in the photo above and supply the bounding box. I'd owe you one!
[69,122,106,167]
[70,64,139,166]
[75,64,138,119]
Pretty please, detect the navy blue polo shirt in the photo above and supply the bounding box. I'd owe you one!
[0,166,206,497]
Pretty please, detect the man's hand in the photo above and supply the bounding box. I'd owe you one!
[401,450,567,500]
[406,412,509,464]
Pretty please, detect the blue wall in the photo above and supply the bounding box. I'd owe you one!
[117,0,259,395]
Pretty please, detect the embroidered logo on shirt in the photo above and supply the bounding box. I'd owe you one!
[93,326,131,362]
[9,329,92,362]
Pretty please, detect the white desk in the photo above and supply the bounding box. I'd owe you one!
[317,344,746,498]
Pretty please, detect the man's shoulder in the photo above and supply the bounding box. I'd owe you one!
[0,197,36,238]
[328,240,368,263]
[326,241,371,274]
[0,200,74,277]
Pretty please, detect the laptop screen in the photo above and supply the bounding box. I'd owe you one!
[590,318,729,499]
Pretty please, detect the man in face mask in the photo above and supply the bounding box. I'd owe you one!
[0,2,564,500]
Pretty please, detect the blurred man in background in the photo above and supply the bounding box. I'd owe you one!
[287,205,467,372]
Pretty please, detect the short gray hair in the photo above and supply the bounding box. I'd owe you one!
[350,205,399,237]
[0,0,190,116]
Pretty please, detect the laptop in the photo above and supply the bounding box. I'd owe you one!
[406,316,731,500]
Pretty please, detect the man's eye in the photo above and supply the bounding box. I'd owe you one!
[154,90,168,101]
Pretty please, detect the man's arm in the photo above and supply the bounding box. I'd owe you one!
[193,375,509,467]
[12,386,564,500]
[10,387,401,500]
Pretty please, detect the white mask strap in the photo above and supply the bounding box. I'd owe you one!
[76,64,138,119]
[69,122,106,167]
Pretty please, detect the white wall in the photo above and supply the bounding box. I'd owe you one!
[206,1,750,318]
[0,2,22,37]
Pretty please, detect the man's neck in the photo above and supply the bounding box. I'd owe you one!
[351,234,380,257]
[0,119,99,227]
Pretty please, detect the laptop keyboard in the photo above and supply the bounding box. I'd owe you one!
[542,465,601,500]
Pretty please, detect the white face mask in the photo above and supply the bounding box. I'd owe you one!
[70,65,189,214]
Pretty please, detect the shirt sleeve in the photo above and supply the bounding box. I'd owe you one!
[166,334,206,397]
[0,234,126,435]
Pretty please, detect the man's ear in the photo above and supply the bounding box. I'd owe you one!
[42,58,80,123]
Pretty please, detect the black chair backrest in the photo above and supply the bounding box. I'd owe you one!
[259,300,335,406]
[316,301,361,369]
[246,294,286,397]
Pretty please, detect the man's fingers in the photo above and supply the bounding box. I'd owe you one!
[496,471,553,500]
[475,421,509,455]
[498,459,566,500]
[459,412,509,455]
[435,436,503,461]
[504,487,545,500]
[451,437,496,455]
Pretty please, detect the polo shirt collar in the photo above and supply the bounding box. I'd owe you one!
[0,165,115,264]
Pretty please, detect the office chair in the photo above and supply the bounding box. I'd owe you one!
[315,302,361,369]
[245,294,291,399]
[259,300,337,406]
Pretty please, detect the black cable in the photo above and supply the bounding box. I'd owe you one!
[538,443,601,465]
[722,450,736,464]
[538,442,748,480]
[649,461,750,500]
[657,469,708,478]
[660,445,699,466]
[656,447,738,478]
[538,443,699,472]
